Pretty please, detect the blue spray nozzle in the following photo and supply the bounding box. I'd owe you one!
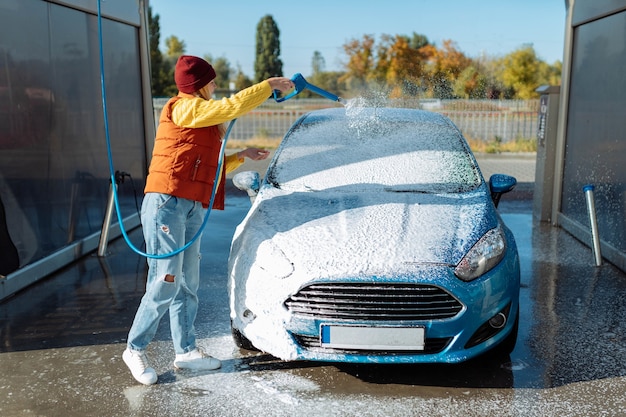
[273,73,341,103]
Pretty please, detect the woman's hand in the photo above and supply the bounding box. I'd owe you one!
[238,148,270,161]
[267,77,294,93]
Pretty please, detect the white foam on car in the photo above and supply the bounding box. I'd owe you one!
[230,107,488,360]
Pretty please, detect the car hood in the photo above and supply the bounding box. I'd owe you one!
[235,187,497,279]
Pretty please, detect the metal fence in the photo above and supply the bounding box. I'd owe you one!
[153,98,540,143]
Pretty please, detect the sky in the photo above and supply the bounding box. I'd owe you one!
[148,0,566,78]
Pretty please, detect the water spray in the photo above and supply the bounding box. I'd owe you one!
[274,73,346,105]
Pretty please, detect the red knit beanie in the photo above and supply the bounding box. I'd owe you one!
[174,55,216,93]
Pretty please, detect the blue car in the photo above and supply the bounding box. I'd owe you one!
[228,107,520,363]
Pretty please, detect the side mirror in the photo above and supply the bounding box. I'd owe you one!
[489,174,517,208]
[233,171,261,204]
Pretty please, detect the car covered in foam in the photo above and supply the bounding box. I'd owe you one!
[228,106,519,364]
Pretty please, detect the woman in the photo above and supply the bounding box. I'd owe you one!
[123,55,294,385]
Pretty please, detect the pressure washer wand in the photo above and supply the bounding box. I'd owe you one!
[273,73,344,104]
[305,82,341,102]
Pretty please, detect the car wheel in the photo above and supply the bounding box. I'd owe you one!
[231,325,259,351]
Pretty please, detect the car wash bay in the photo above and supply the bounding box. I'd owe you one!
[1,155,626,417]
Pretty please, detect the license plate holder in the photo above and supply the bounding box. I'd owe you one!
[320,324,425,350]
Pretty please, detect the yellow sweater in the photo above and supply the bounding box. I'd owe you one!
[145,80,272,208]
[170,80,272,173]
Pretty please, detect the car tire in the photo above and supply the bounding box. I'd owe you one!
[231,325,259,351]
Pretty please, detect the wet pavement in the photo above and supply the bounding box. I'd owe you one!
[2,154,626,417]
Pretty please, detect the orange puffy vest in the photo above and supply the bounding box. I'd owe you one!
[144,96,227,209]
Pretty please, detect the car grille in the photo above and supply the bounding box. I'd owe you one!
[284,282,463,321]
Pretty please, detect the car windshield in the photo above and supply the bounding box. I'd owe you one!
[267,108,482,193]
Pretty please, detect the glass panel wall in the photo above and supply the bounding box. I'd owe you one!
[0,0,146,275]
[562,10,626,254]
[572,0,626,25]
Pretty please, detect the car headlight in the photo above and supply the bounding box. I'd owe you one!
[454,227,506,282]
[252,239,294,280]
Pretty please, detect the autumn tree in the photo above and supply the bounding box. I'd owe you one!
[454,65,488,99]
[342,33,476,98]
[497,45,544,99]
[340,34,376,91]
[539,60,562,88]
[375,34,429,97]
[254,15,283,82]
[421,39,471,98]
[473,55,512,99]
[339,33,562,99]
[408,33,430,50]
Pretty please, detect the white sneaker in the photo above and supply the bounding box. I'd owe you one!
[123,348,157,385]
[174,348,221,371]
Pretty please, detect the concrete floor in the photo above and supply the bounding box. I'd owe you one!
[1,155,626,416]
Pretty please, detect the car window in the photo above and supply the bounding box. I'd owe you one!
[267,110,482,193]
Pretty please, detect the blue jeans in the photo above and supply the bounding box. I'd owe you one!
[127,193,205,355]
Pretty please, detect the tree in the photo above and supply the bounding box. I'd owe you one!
[454,65,487,99]
[297,51,346,99]
[498,45,543,99]
[474,55,511,99]
[305,71,348,99]
[311,51,326,76]
[164,35,186,59]
[340,33,434,97]
[420,39,471,98]
[340,34,376,91]
[375,34,428,96]
[158,35,186,96]
[147,7,170,97]
[298,51,326,98]
[204,55,232,89]
[254,15,283,82]
[234,65,254,90]
[408,32,430,50]
[539,60,562,87]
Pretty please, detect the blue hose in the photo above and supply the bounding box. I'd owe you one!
[96,0,230,258]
